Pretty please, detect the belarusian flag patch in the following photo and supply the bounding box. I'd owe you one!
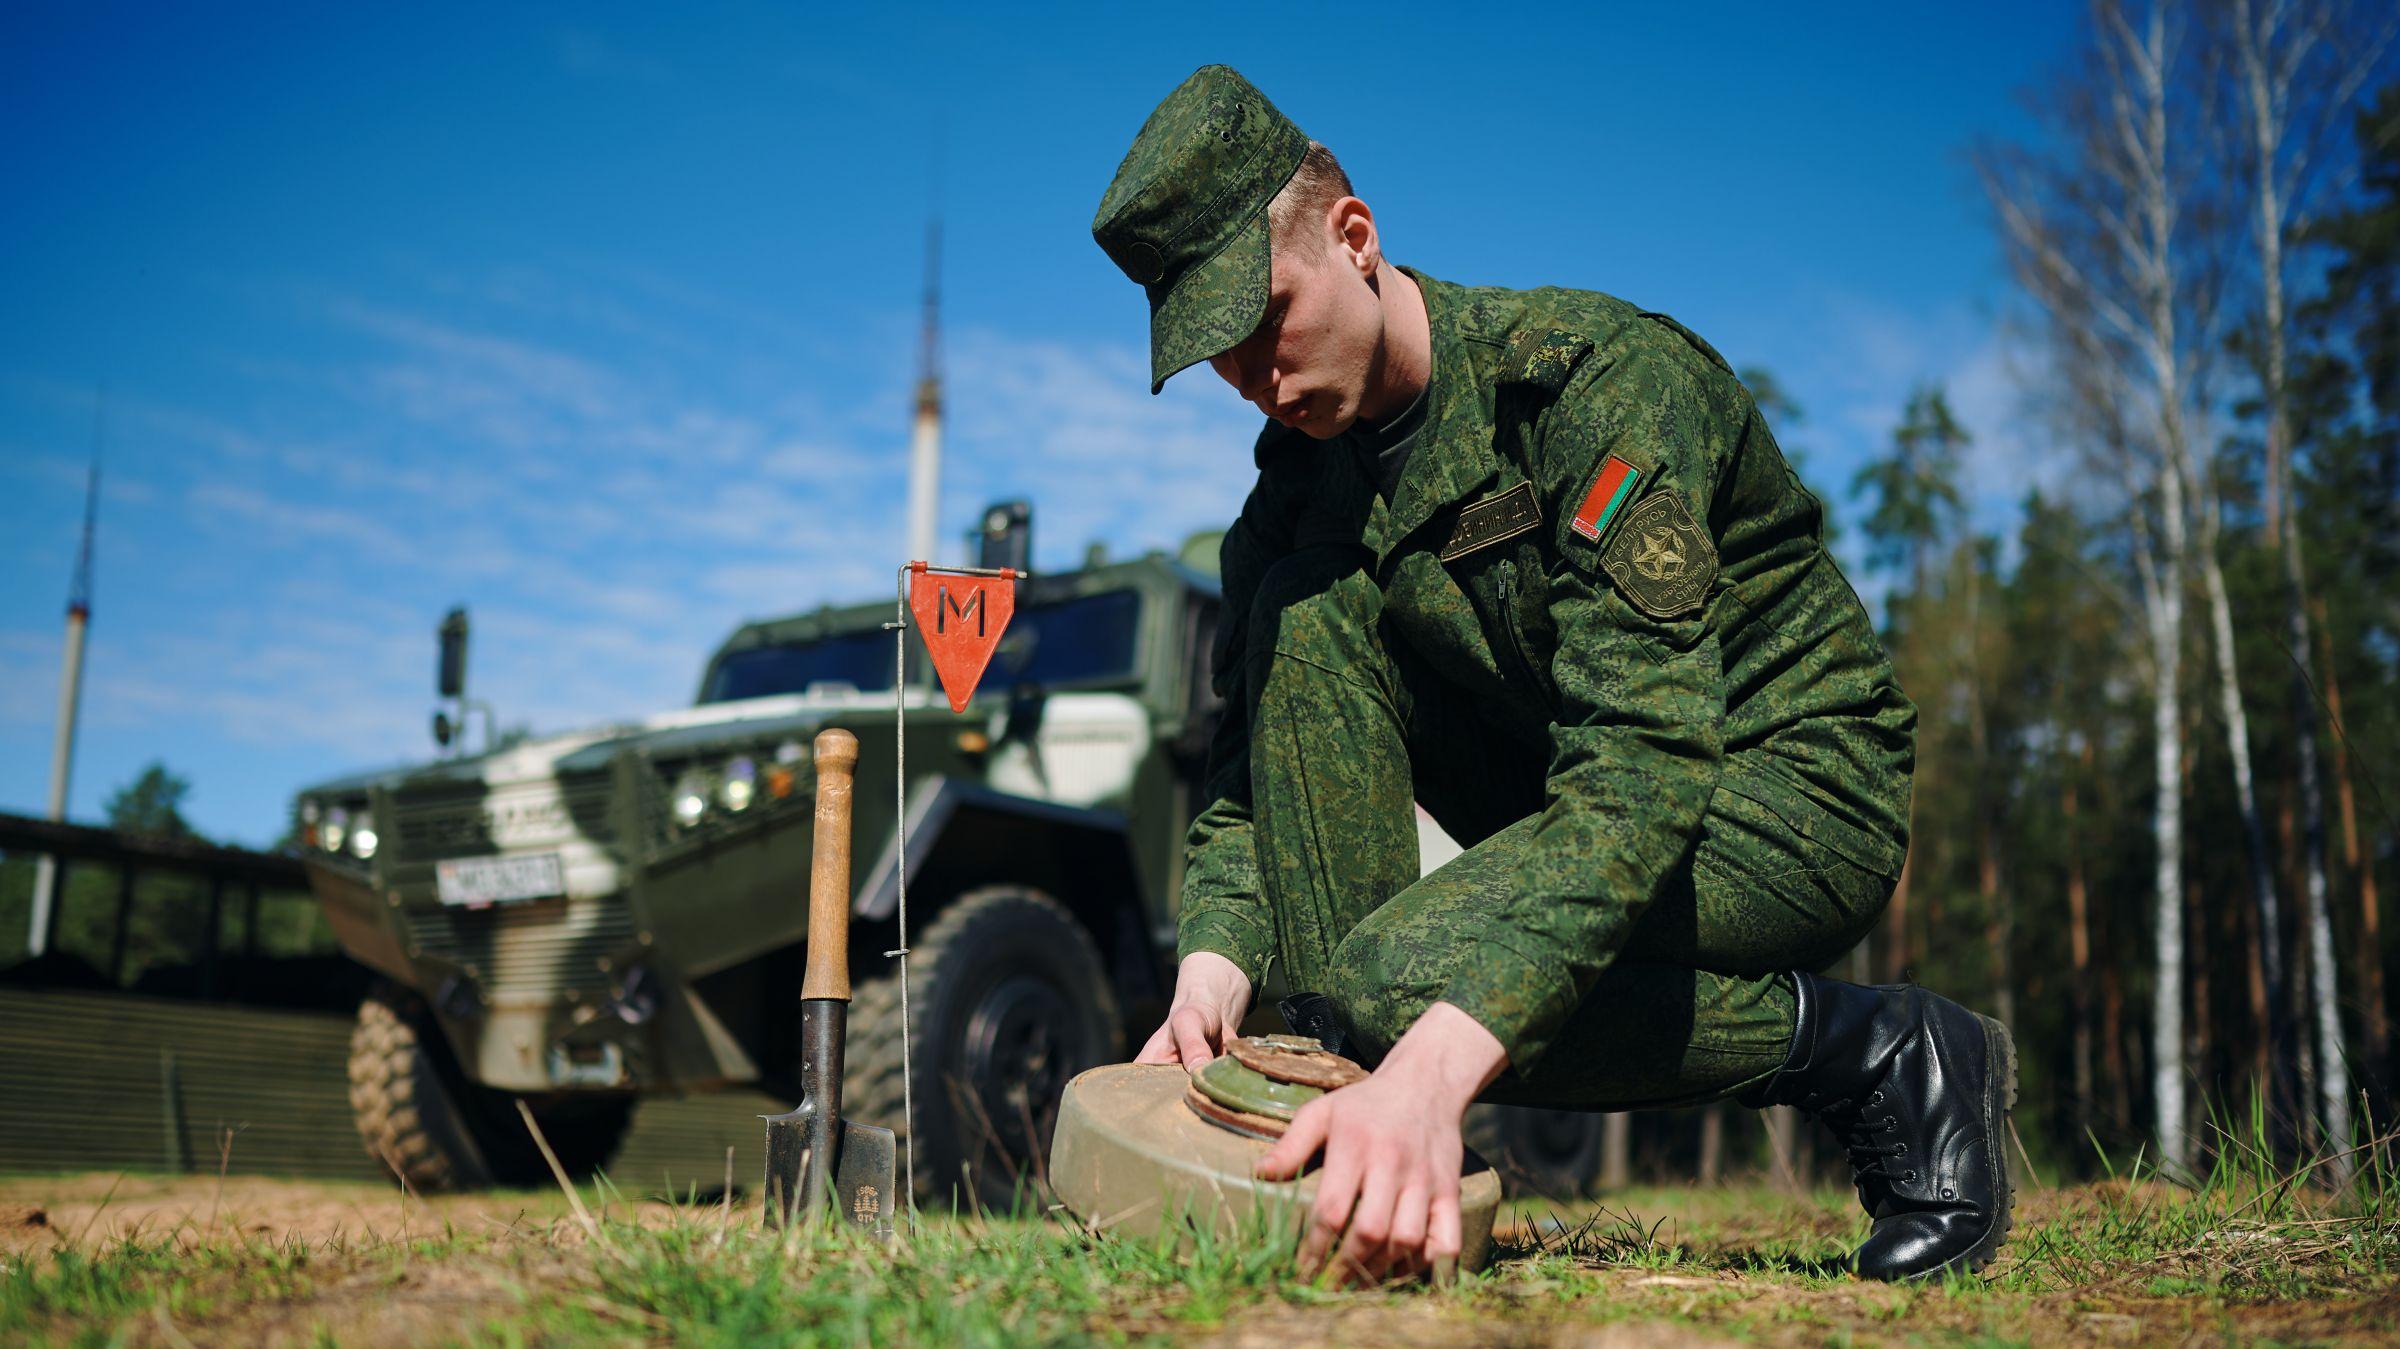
[1570,455,1641,543]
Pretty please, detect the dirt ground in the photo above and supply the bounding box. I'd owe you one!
[6,1171,2398,1345]
[2,1172,630,1254]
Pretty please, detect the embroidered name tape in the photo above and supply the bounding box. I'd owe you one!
[1440,482,1543,562]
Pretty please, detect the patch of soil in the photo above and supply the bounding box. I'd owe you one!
[0,1176,664,1346]
[0,1172,717,1252]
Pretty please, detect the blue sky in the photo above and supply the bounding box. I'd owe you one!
[1,2,2081,845]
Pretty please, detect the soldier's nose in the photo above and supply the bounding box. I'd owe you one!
[1219,366,1272,407]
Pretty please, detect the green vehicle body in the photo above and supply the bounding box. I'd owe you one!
[294,548,1222,1118]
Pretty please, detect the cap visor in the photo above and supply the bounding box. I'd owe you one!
[1146,211,1270,394]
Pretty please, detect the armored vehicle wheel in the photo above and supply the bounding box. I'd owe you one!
[348,983,632,1192]
[1463,1103,1608,1199]
[847,887,1122,1210]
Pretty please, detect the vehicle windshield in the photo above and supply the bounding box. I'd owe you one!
[701,589,1143,704]
[703,629,894,702]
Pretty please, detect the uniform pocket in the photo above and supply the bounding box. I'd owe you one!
[1715,762,1906,880]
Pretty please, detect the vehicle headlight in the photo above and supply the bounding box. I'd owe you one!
[768,741,806,800]
[721,756,757,812]
[351,826,379,860]
[322,806,348,854]
[671,771,711,828]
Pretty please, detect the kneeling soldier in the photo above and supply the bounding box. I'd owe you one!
[1094,66,2015,1284]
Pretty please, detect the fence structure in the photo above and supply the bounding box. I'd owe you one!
[3,810,310,997]
[0,814,788,1192]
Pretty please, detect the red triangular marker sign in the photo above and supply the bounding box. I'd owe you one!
[908,565,1016,713]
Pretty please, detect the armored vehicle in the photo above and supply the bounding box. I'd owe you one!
[297,507,1224,1204]
[297,504,1620,1203]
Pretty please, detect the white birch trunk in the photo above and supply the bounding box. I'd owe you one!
[2138,492,2189,1177]
[2130,2,2193,1177]
[1980,0,2213,1173]
[2232,0,2374,1181]
[2302,735,2350,1164]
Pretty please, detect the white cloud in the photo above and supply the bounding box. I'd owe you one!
[1723,283,2067,542]
[941,327,1261,568]
[186,481,423,566]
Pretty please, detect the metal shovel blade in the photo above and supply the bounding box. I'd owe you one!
[832,1117,897,1240]
[761,1105,896,1241]
[760,1102,817,1228]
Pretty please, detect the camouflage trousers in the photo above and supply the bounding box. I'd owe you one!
[1242,548,1891,1110]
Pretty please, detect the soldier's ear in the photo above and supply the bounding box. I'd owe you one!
[1330,197,1378,276]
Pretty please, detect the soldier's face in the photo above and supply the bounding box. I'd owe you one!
[1207,216,1386,439]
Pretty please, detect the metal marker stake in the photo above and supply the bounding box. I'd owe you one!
[885,560,1027,1211]
[885,566,914,1209]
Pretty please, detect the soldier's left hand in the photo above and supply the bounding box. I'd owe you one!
[1251,1000,1506,1284]
[1254,1069,1464,1284]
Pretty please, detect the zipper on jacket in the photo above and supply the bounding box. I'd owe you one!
[1495,559,1557,709]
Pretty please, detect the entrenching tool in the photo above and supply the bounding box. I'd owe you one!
[761,728,897,1237]
[1049,1039,1505,1275]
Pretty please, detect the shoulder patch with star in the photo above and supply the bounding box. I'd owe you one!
[1598,490,1717,618]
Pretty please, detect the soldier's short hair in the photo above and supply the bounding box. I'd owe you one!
[1265,142,1354,256]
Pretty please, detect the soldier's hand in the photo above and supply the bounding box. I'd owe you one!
[1134,951,1252,1069]
[1252,1000,1507,1285]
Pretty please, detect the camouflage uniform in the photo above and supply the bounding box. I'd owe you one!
[1091,66,1916,1110]
[1177,276,1916,1108]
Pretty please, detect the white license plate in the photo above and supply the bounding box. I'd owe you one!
[436,853,565,906]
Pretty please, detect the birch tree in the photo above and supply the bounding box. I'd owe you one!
[1979,0,2219,1174]
[2222,0,2393,1169]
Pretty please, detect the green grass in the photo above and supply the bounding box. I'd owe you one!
[570,1206,1322,1343]
[9,1122,2400,1347]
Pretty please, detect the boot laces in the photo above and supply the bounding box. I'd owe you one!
[1797,1091,1906,1182]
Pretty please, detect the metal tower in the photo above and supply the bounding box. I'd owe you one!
[28,446,100,958]
[904,219,944,567]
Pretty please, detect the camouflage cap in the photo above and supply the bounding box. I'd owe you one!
[1092,65,1309,394]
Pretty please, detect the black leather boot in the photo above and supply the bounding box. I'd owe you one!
[1739,973,2018,1281]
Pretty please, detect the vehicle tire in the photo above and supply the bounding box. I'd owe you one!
[847,887,1123,1211]
[1463,1103,1609,1200]
[347,983,633,1191]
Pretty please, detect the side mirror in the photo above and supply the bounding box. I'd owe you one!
[437,607,469,700]
[977,499,1032,572]
[432,709,455,747]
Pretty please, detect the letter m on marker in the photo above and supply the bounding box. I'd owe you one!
[936,583,986,637]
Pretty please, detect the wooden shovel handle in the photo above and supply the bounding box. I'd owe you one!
[800,728,859,1001]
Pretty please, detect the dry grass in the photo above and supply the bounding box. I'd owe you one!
[4,1162,2398,1345]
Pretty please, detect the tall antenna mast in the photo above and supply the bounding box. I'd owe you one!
[904,218,944,567]
[918,219,942,407]
[69,456,98,620]
[28,399,102,958]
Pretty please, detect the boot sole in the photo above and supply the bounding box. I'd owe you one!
[1897,1013,2019,1282]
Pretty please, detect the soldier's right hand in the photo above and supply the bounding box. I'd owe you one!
[1135,951,1253,1069]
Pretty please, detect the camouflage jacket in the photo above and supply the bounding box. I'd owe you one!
[1179,269,1917,1069]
